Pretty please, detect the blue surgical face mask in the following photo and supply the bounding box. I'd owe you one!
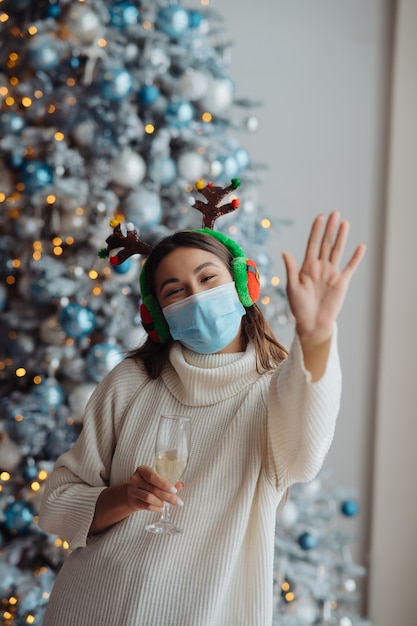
[162,282,246,354]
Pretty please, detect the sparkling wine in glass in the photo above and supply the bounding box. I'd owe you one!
[146,414,191,535]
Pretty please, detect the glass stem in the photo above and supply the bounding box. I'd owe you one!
[161,502,171,523]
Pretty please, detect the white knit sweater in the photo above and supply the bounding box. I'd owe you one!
[39,330,341,626]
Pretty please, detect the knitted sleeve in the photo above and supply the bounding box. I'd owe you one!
[38,358,147,549]
[267,325,342,491]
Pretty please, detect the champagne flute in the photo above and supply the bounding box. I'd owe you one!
[146,414,191,535]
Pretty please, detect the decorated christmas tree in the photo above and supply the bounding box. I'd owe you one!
[273,472,371,626]
[0,1,367,624]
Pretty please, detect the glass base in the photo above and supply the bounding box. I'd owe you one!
[145,520,183,535]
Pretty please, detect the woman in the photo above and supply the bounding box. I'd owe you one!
[39,210,365,625]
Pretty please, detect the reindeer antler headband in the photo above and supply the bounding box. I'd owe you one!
[98,178,241,265]
[98,178,261,343]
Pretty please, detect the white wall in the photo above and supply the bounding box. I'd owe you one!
[368,2,417,624]
[215,0,394,619]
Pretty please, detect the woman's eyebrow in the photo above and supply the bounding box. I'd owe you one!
[158,261,221,293]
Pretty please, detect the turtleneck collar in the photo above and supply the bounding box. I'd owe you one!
[160,341,261,406]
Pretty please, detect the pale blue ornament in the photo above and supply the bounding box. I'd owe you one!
[59,302,96,339]
[215,155,239,180]
[165,100,194,128]
[148,157,177,186]
[109,1,140,28]
[234,147,250,171]
[157,5,190,38]
[100,67,134,101]
[123,188,162,228]
[32,379,65,410]
[20,160,53,193]
[26,34,61,70]
[86,342,123,383]
[0,111,25,133]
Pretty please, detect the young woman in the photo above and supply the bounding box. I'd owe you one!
[39,210,365,626]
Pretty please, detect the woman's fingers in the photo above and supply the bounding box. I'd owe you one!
[304,213,325,261]
[318,211,341,261]
[128,465,184,511]
[341,243,367,281]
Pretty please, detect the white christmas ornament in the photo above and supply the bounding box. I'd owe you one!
[200,77,234,115]
[69,382,97,422]
[64,4,103,44]
[123,188,162,228]
[179,69,209,101]
[277,499,299,528]
[111,148,146,188]
[0,434,22,471]
[178,152,206,180]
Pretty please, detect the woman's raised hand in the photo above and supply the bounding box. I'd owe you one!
[282,212,366,379]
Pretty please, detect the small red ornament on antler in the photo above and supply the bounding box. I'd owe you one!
[98,220,153,265]
[193,178,241,229]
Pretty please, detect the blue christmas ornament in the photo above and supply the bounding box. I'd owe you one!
[6,152,24,169]
[157,5,190,38]
[44,1,61,18]
[109,1,140,28]
[23,460,39,481]
[86,342,123,383]
[4,500,34,536]
[298,531,318,550]
[148,157,177,186]
[216,155,239,179]
[20,160,53,193]
[165,100,194,128]
[188,10,203,28]
[32,378,65,410]
[341,499,359,517]
[59,302,96,339]
[26,34,61,70]
[100,67,134,101]
[138,84,160,106]
[112,257,132,274]
[0,111,25,134]
[29,275,55,304]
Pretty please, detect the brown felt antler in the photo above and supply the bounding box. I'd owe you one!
[193,178,241,229]
[98,220,153,265]
[98,179,242,265]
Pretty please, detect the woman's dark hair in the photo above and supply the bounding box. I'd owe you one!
[129,230,288,378]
